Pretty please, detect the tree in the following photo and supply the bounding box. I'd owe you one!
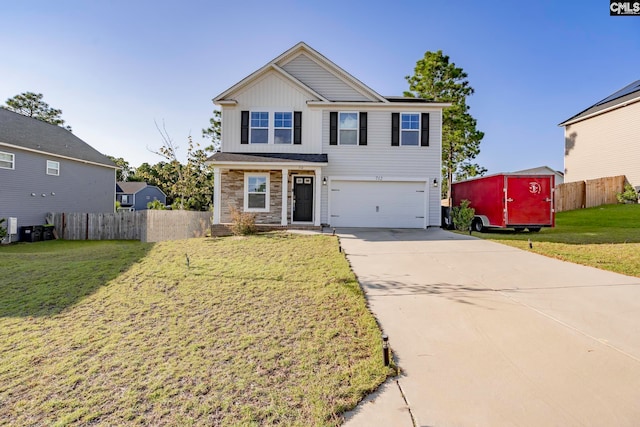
[106,156,132,181]
[144,121,215,211]
[404,50,485,200]
[202,109,222,153]
[3,92,72,131]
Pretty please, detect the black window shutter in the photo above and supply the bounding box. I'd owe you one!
[241,111,249,144]
[359,112,367,145]
[329,112,338,145]
[421,113,430,147]
[294,111,302,144]
[391,113,400,146]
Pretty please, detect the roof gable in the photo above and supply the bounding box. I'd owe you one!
[559,80,640,126]
[0,108,116,168]
[116,181,148,194]
[214,42,387,104]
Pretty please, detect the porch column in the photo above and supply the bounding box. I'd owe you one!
[281,168,289,225]
[314,167,322,226]
[213,167,221,224]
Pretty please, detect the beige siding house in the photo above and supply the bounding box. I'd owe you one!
[208,42,449,229]
[560,80,640,188]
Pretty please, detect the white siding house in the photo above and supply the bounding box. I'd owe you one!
[208,42,449,230]
[560,80,640,188]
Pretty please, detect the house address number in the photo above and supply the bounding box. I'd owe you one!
[375,176,383,181]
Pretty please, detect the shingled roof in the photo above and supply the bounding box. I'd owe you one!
[0,107,116,168]
[559,80,640,126]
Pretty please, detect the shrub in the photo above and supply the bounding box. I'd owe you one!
[451,199,475,231]
[616,183,638,204]
[229,206,257,235]
[147,199,166,210]
[0,218,6,240]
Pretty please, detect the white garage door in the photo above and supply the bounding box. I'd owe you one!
[330,180,426,228]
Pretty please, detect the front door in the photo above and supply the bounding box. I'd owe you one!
[293,177,313,222]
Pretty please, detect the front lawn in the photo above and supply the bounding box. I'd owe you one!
[473,204,640,277]
[0,234,390,426]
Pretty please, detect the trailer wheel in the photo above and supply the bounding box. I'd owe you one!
[472,218,484,232]
[513,227,525,233]
[528,227,541,232]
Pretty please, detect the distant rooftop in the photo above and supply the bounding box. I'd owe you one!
[559,80,640,126]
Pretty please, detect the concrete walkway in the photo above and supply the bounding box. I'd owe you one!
[340,228,640,427]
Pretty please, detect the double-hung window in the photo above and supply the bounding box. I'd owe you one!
[245,173,270,212]
[0,151,14,169]
[47,160,60,176]
[339,112,358,145]
[274,112,293,144]
[250,112,269,144]
[401,113,420,146]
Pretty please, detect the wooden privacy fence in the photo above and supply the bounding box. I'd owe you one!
[47,211,212,242]
[555,175,626,212]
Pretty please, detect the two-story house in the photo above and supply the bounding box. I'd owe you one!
[0,108,117,242]
[116,181,167,211]
[560,80,640,188]
[208,42,448,230]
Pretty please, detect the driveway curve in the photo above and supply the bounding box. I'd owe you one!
[340,228,640,427]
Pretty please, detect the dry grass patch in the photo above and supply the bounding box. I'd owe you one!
[0,234,391,426]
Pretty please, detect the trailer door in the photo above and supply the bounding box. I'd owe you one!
[505,176,553,226]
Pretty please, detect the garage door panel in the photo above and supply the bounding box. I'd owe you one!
[330,181,426,228]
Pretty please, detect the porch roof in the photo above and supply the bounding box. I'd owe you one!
[207,152,328,167]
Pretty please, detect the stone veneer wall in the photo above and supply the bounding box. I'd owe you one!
[220,170,283,224]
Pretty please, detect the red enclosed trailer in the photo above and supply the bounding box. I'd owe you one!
[451,173,555,232]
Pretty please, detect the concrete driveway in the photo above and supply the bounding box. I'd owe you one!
[340,228,640,427]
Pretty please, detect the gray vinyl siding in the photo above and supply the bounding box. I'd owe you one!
[222,72,323,153]
[0,147,115,239]
[320,110,443,226]
[133,187,166,210]
[281,54,372,102]
[564,101,640,188]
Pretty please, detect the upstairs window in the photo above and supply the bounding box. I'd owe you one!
[47,160,60,176]
[274,112,293,144]
[391,112,430,147]
[242,111,300,144]
[0,151,14,169]
[250,112,269,144]
[339,112,358,145]
[401,113,420,146]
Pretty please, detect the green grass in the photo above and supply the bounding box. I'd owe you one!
[0,234,391,426]
[473,204,640,277]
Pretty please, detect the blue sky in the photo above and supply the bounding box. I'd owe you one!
[2,0,638,174]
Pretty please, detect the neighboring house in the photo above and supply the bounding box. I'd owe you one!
[207,42,448,229]
[559,80,640,189]
[512,166,564,185]
[0,108,117,242]
[116,181,167,211]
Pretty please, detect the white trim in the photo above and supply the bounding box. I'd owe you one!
[281,168,289,226]
[244,172,270,212]
[46,160,60,176]
[314,167,322,226]
[213,167,221,224]
[307,101,451,109]
[207,161,328,169]
[0,142,119,169]
[559,95,640,126]
[0,150,15,169]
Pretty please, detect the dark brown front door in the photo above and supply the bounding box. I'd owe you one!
[293,177,313,222]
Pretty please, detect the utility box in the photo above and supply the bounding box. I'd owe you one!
[8,218,17,235]
[452,173,555,232]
